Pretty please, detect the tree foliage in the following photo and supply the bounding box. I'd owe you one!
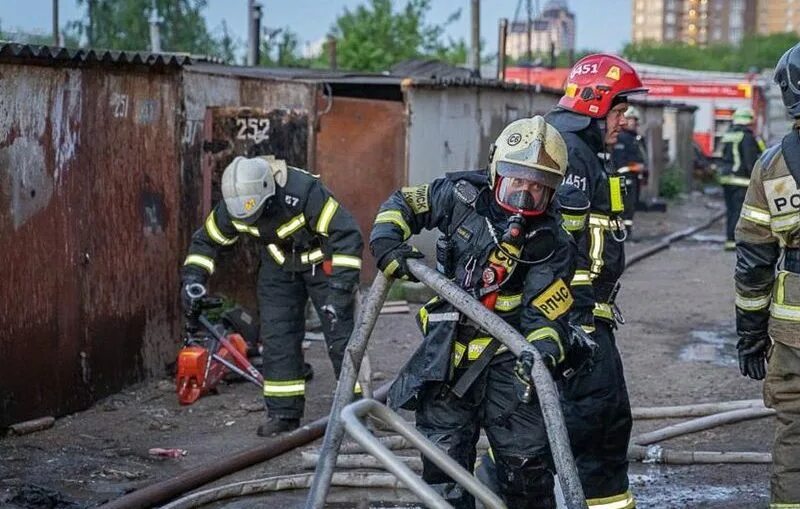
[329,0,467,71]
[260,27,309,68]
[622,32,798,72]
[69,0,229,60]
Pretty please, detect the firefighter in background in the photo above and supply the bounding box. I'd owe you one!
[371,116,576,509]
[612,105,649,237]
[735,42,800,508]
[181,156,363,437]
[545,53,647,509]
[719,107,765,250]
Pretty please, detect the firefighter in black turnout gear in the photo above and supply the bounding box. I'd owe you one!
[611,106,648,237]
[719,107,765,250]
[545,53,648,509]
[370,116,577,509]
[181,156,363,437]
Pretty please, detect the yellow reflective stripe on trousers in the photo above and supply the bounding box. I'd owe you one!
[263,379,305,397]
[332,254,362,269]
[205,212,237,246]
[276,213,307,239]
[562,213,587,232]
[231,220,260,237]
[267,244,286,265]
[735,292,771,311]
[315,197,339,236]
[374,210,411,240]
[571,270,592,286]
[586,490,635,509]
[589,225,605,274]
[593,302,614,320]
[526,326,564,362]
[184,254,215,274]
[300,248,325,264]
[741,204,771,226]
[495,293,522,311]
[772,213,800,232]
[769,504,800,508]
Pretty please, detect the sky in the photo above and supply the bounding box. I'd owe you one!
[0,0,632,57]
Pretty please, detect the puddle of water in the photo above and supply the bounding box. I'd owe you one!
[679,329,738,367]
[628,465,767,508]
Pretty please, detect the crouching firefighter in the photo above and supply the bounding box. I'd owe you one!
[734,41,800,509]
[180,155,363,437]
[370,116,577,509]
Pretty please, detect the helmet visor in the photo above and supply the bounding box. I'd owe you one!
[495,166,559,216]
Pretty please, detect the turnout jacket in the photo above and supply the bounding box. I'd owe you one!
[719,125,764,187]
[546,109,626,327]
[611,129,647,169]
[370,170,577,410]
[735,130,800,349]
[182,159,363,293]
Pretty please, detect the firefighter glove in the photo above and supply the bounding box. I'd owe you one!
[736,334,769,380]
[181,275,206,319]
[371,239,424,282]
[322,287,353,332]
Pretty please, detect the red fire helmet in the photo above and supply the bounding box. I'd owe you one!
[558,54,648,119]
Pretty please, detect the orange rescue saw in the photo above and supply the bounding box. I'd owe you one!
[176,284,264,405]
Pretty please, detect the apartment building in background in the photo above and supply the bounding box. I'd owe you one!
[506,0,575,61]
[756,0,800,35]
[632,0,757,46]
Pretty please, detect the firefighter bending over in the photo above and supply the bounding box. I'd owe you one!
[370,116,577,509]
[181,156,363,437]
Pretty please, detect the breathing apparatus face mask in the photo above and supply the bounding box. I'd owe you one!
[494,162,560,217]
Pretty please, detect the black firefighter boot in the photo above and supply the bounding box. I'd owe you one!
[257,416,300,437]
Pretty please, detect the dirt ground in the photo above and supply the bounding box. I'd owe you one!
[0,191,775,509]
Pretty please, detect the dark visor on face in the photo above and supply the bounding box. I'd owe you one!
[495,161,563,190]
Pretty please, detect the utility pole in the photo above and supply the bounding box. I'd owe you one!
[247,0,255,64]
[327,36,337,70]
[87,0,95,47]
[52,0,59,46]
[247,1,263,66]
[252,4,262,65]
[149,0,163,53]
[526,0,532,64]
[497,18,508,80]
[469,0,480,75]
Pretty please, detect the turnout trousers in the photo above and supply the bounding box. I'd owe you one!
[723,184,748,243]
[257,257,355,419]
[416,356,556,509]
[560,320,635,509]
[764,341,800,507]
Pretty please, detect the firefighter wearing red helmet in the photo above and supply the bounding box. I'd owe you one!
[545,53,647,509]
